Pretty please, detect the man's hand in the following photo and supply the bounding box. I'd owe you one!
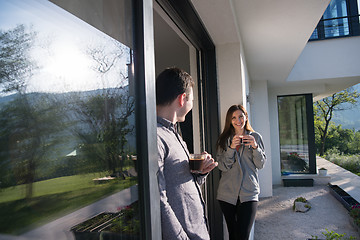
[201,151,218,174]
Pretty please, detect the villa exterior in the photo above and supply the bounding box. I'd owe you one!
[0,0,359,239]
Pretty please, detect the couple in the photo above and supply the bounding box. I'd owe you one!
[156,67,266,240]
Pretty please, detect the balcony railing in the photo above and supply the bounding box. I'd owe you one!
[310,14,360,40]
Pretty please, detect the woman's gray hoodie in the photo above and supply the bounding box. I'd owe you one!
[216,131,266,205]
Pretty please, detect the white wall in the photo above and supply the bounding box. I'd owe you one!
[216,42,243,128]
[288,36,360,82]
[268,89,282,185]
[250,81,273,196]
[286,36,360,100]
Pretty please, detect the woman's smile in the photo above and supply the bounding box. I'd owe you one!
[231,110,246,130]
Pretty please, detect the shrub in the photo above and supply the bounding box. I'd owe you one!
[311,229,355,240]
[350,204,360,228]
[107,201,140,235]
[324,152,360,175]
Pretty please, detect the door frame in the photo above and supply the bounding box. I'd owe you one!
[154,0,222,238]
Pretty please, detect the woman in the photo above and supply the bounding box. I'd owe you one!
[216,104,266,240]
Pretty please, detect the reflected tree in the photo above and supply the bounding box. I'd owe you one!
[0,24,35,93]
[0,94,64,196]
[0,24,37,195]
[0,25,64,198]
[70,38,135,175]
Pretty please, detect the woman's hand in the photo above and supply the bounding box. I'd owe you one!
[230,135,242,149]
[242,135,258,149]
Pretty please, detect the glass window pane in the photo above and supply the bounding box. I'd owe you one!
[324,18,349,37]
[322,0,349,37]
[358,0,360,23]
[324,0,348,19]
[310,28,319,40]
[278,95,310,174]
[0,1,139,239]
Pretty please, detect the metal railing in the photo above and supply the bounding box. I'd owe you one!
[309,14,360,40]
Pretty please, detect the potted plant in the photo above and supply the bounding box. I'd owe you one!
[318,167,327,176]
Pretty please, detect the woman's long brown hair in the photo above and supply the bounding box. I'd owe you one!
[216,104,254,151]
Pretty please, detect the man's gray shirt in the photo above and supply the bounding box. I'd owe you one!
[157,117,209,240]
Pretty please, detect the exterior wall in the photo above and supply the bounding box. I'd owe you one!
[250,81,273,196]
[268,89,282,185]
[216,42,243,124]
[288,36,360,82]
[287,36,360,100]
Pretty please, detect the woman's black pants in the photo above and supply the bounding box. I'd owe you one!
[219,199,258,240]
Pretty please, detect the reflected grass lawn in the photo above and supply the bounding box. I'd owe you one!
[0,173,137,235]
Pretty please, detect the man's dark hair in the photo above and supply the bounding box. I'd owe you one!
[156,67,194,106]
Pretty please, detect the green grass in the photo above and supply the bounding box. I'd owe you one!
[0,173,137,235]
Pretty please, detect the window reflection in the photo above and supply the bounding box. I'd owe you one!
[323,0,349,37]
[0,0,138,239]
[278,95,310,174]
[310,0,360,40]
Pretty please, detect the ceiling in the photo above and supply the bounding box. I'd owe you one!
[191,0,331,86]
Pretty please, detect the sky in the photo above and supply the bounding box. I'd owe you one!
[0,0,131,94]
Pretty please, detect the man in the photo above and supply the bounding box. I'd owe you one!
[156,67,218,239]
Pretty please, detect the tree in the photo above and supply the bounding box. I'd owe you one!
[349,130,360,154]
[69,38,135,175]
[314,88,360,155]
[322,125,354,154]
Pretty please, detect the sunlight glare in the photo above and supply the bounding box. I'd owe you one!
[44,43,95,91]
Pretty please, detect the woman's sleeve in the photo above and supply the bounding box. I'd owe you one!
[251,132,267,169]
[216,144,237,172]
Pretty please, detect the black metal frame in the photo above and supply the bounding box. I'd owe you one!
[153,0,222,239]
[133,0,161,239]
[305,94,317,174]
[310,0,360,41]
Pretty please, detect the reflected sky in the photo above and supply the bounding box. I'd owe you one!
[0,0,130,94]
